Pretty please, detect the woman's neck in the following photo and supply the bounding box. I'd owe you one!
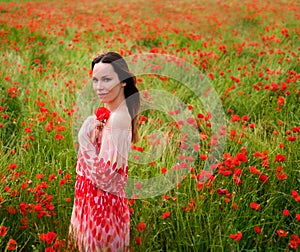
[105,96,126,112]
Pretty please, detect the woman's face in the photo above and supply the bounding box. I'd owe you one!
[92,62,125,108]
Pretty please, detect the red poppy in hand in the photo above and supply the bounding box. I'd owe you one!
[94,107,111,122]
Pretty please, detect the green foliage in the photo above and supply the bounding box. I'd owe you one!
[0,0,299,251]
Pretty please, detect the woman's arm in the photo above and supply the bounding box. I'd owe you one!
[77,109,132,195]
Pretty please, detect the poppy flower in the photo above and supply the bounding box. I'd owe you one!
[9,163,17,170]
[276,172,287,180]
[94,107,111,122]
[162,211,171,219]
[231,202,239,210]
[230,231,242,241]
[276,229,288,237]
[282,209,290,216]
[259,174,269,183]
[249,166,261,175]
[199,154,207,161]
[55,134,64,140]
[287,136,296,141]
[39,231,57,244]
[45,247,55,252]
[137,222,147,232]
[6,239,17,250]
[135,236,142,245]
[0,225,7,236]
[254,226,262,234]
[275,154,286,162]
[289,239,299,250]
[161,167,167,174]
[250,202,261,210]
[291,190,300,202]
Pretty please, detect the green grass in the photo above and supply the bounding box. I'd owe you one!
[0,0,299,251]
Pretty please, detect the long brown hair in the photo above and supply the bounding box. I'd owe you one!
[92,52,140,143]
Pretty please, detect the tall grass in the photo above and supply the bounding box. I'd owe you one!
[0,0,299,251]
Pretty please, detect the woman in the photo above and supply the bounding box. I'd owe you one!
[69,52,140,251]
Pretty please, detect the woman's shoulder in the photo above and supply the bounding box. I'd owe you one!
[108,104,131,130]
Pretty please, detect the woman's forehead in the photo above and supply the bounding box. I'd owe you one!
[93,62,116,77]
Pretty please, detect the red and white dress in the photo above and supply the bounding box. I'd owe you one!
[69,104,132,252]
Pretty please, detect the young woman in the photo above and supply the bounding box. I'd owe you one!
[69,52,140,251]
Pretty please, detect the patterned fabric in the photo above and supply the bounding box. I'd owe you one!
[69,104,132,252]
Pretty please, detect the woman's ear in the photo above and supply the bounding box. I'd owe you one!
[121,82,126,87]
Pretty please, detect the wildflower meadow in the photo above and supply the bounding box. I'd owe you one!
[0,0,299,251]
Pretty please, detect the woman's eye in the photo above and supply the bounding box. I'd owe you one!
[92,78,98,84]
[103,78,111,82]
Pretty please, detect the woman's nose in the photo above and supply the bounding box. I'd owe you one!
[94,80,103,89]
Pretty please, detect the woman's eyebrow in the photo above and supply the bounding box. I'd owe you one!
[93,74,111,78]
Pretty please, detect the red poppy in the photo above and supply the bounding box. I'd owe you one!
[162,211,171,219]
[275,154,286,162]
[259,174,269,183]
[55,125,66,132]
[231,114,240,122]
[8,163,17,170]
[45,247,55,252]
[230,231,242,241]
[242,115,249,122]
[276,229,288,237]
[139,115,147,125]
[0,225,7,236]
[253,152,261,157]
[287,136,296,141]
[48,174,56,181]
[248,123,256,128]
[36,174,43,179]
[276,172,287,180]
[94,107,111,122]
[282,209,290,216]
[289,239,299,250]
[231,202,239,210]
[39,231,57,244]
[135,236,142,245]
[291,190,300,202]
[249,166,261,175]
[289,234,300,249]
[137,222,147,232]
[161,167,167,174]
[236,153,247,162]
[55,134,64,140]
[254,226,262,234]
[292,190,299,198]
[7,206,16,215]
[6,239,17,250]
[250,202,261,210]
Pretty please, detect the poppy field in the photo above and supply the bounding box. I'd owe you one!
[0,0,299,251]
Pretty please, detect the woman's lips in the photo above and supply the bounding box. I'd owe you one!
[97,93,108,97]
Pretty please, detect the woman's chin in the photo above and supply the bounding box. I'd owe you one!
[98,97,106,102]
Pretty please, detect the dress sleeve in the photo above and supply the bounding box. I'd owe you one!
[76,107,132,196]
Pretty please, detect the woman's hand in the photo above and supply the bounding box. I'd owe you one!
[94,120,103,141]
[78,116,108,147]
[80,116,101,144]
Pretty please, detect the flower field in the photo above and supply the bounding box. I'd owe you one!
[0,0,299,251]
